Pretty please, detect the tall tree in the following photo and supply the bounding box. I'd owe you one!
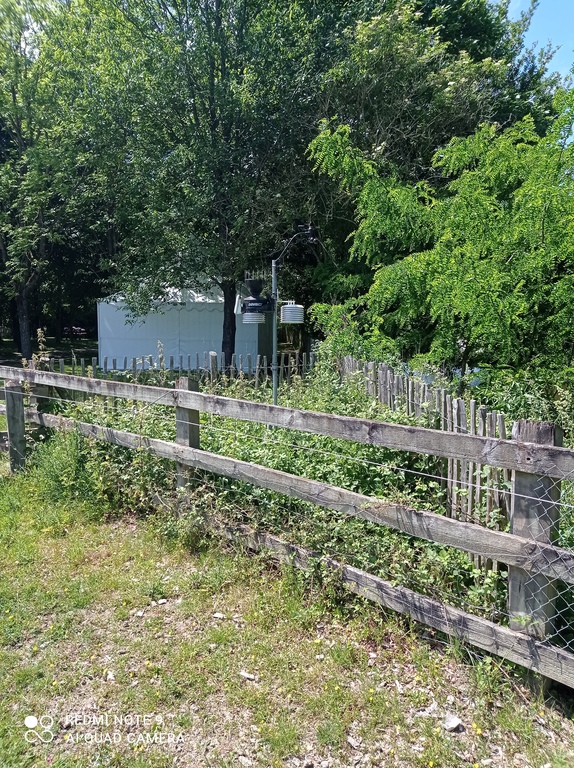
[0,0,105,358]
[311,88,574,374]
[50,0,337,361]
[306,0,559,332]
[0,0,55,359]
[315,0,556,185]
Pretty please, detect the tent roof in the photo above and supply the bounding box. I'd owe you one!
[98,287,244,313]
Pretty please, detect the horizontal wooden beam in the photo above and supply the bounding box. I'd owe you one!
[3,365,574,478]
[24,409,574,586]
[217,524,574,689]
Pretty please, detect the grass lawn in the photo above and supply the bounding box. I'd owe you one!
[0,338,98,368]
[1,447,574,768]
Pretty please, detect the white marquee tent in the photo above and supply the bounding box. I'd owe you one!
[97,288,268,369]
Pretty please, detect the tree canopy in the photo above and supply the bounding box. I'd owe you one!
[0,0,567,371]
[311,89,574,376]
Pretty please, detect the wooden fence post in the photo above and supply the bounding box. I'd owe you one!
[509,420,562,645]
[5,381,26,472]
[209,351,218,384]
[30,382,51,420]
[176,377,200,489]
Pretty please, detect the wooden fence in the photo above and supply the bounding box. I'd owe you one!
[2,364,574,688]
[24,350,316,385]
[341,356,519,533]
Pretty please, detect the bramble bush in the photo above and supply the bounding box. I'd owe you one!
[25,356,509,622]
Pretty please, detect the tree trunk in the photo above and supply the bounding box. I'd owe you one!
[55,285,63,344]
[16,291,33,362]
[221,279,237,364]
[9,298,21,351]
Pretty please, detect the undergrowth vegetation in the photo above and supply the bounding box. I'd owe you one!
[31,360,514,626]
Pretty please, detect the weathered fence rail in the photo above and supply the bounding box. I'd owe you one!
[217,526,574,687]
[2,365,574,688]
[2,365,573,478]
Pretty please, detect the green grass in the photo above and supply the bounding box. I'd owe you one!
[1,444,574,768]
[0,337,97,365]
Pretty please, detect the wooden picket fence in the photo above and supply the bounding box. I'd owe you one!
[41,350,317,385]
[341,356,514,536]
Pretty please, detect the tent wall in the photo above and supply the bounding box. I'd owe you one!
[97,300,259,368]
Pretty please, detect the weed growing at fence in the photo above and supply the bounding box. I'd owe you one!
[33,360,511,628]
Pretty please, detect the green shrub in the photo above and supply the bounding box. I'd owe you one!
[29,430,96,505]
[27,357,507,620]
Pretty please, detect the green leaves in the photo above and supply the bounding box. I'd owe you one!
[311,57,574,373]
[365,89,574,372]
[309,122,435,264]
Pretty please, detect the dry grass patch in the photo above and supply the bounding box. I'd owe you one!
[0,460,574,767]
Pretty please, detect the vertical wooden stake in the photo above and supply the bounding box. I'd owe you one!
[446,394,454,516]
[255,355,261,389]
[176,377,200,490]
[497,413,511,521]
[5,381,26,473]
[468,400,476,527]
[209,351,218,384]
[458,399,468,522]
[486,411,497,529]
[380,364,386,402]
[388,370,395,411]
[366,361,375,398]
[414,381,421,419]
[509,420,562,646]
